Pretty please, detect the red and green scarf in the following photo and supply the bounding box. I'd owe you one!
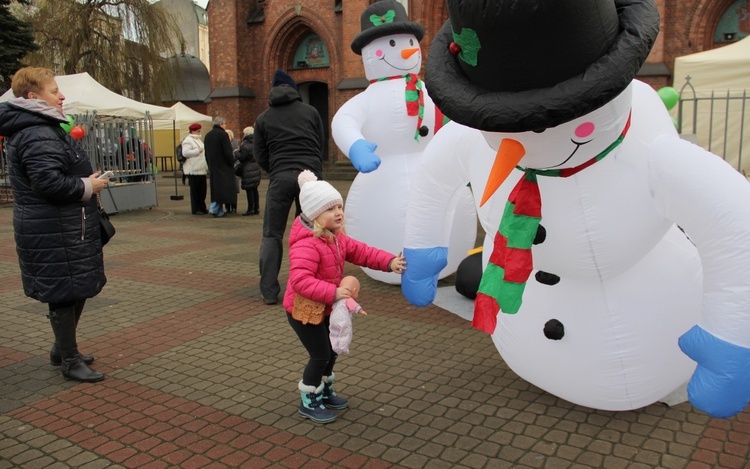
[473,113,632,334]
[370,73,424,141]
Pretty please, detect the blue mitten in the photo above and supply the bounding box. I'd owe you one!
[401,247,448,307]
[678,325,750,418]
[349,139,381,173]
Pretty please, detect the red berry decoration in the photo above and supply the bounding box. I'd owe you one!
[70,125,85,140]
[449,41,461,55]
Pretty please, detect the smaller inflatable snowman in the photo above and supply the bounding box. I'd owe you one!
[402,0,750,418]
[332,0,476,284]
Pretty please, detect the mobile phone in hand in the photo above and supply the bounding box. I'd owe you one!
[98,171,114,179]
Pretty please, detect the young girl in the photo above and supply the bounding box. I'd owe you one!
[284,171,406,423]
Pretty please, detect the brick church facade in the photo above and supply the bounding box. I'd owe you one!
[205,0,748,163]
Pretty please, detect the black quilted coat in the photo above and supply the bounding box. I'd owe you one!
[236,134,261,190]
[0,99,106,304]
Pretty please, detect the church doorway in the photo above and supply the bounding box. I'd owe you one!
[297,81,329,161]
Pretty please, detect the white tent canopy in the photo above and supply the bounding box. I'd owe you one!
[673,38,750,175]
[1,72,175,121]
[153,102,212,138]
[673,36,750,92]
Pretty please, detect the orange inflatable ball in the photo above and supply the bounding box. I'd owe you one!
[70,125,85,140]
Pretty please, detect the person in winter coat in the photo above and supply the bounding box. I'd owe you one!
[181,123,209,215]
[255,69,325,304]
[0,67,110,383]
[204,116,236,217]
[285,170,406,424]
[225,129,240,214]
[236,126,261,216]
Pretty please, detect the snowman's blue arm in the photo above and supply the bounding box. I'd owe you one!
[401,247,448,306]
[349,139,381,173]
[678,325,750,418]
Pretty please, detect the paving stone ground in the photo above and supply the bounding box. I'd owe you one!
[0,176,748,468]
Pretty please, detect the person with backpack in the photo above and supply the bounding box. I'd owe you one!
[182,123,209,215]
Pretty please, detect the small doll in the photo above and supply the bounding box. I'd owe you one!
[329,275,367,354]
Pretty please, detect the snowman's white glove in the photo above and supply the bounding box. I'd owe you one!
[401,247,447,306]
[349,139,381,173]
[678,325,750,418]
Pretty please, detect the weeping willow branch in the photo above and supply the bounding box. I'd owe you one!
[20,0,183,104]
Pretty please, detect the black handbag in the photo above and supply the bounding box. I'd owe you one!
[97,194,116,245]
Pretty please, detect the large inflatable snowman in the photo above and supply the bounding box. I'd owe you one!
[402,0,750,418]
[332,0,476,284]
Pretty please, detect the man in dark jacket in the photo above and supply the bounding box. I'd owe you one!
[254,69,325,304]
[204,116,236,217]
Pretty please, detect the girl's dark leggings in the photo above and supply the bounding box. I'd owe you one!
[287,312,337,386]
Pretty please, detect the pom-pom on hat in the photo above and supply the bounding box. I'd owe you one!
[188,123,201,132]
[298,170,343,221]
[272,69,298,90]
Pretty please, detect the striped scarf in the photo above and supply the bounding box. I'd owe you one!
[370,73,424,141]
[473,113,632,334]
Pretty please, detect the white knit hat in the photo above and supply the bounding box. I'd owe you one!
[298,170,343,220]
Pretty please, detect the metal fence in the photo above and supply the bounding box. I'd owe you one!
[0,112,156,204]
[676,77,749,175]
[76,111,156,182]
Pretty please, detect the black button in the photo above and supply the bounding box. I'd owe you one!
[544,319,564,340]
[533,224,546,244]
[535,271,560,285]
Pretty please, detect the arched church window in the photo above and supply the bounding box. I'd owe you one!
[291,34,330,69]
[714,0,750,43]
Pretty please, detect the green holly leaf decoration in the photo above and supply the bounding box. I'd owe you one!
[452,27,480,67]
[370,9,396,26]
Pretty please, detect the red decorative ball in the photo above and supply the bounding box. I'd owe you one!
[70,125,85,140]
[449,42,461,55]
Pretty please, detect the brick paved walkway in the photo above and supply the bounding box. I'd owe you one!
[0,177,748,468]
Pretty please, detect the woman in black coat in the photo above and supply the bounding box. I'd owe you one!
[0,67,110,383]
[236,126,261,215]
[203,117,237,217]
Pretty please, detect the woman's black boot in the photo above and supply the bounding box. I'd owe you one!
[49,300,94,366]
[48,306,104,383]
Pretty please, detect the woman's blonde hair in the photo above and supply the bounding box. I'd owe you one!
[11,67,55,99]
[243,126,254,136]
[226,129,234,139]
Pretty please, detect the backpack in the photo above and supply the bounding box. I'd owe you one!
[176,143,186,163]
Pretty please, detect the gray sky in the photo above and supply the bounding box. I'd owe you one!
[194,0,208,8]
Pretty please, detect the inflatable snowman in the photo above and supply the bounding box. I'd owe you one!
[332,0,476,284]
[402,0,750,418]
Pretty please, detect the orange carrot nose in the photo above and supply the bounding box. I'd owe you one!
[480,138,526,207]
[401,48,419,59]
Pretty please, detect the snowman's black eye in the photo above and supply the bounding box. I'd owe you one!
[410,38,414,46]
[389,39,396,47]
[533,128,546,134]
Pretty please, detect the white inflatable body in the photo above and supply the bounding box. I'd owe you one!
[404,81,750,411]
[332,34,476,284]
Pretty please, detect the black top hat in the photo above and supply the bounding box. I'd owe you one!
[426,0,659,132]
[351,0,425,55]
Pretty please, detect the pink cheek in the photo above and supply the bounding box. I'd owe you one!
[375,50,383,57]
[575,122,595,138]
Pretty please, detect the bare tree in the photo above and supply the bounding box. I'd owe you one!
[18,0,184,104]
